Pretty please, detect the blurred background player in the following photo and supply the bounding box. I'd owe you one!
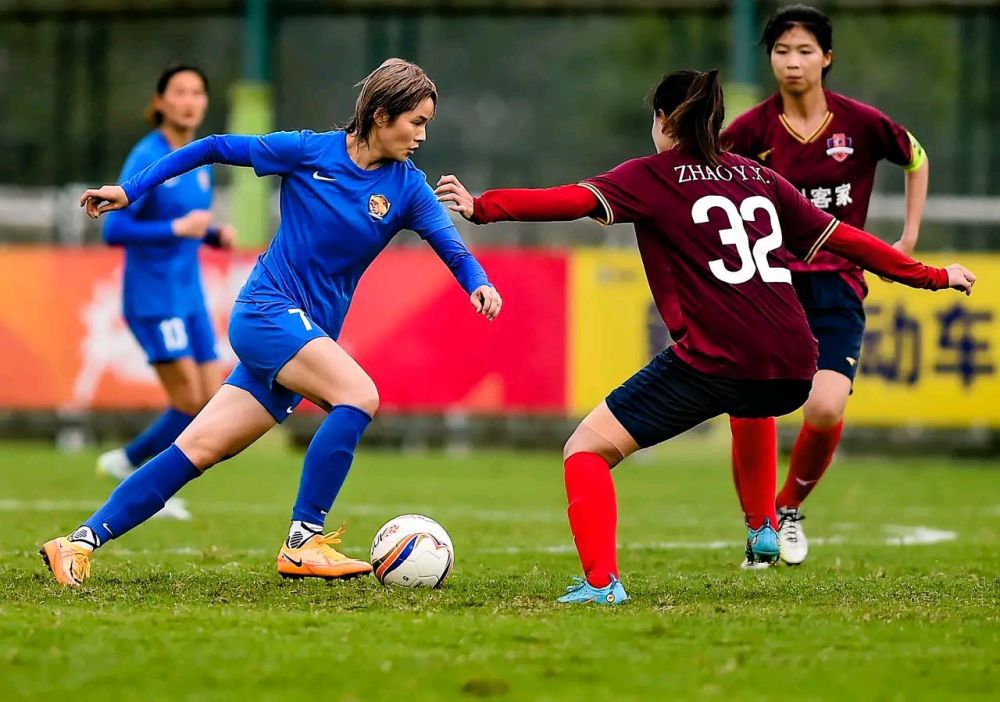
[436,69,970,602]
[41,59,502,587]
[724,5,930,565]
[96,65,237,521]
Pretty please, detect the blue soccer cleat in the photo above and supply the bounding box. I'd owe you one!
[556,575,629,605]
[741,519,781,569]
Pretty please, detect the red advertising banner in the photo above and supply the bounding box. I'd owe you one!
[0,246,566,414]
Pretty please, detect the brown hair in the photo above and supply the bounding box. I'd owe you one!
[345,59,437,143]
[145,65,209,126]
[650,69,726,165]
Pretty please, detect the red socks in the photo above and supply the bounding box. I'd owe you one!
[776,419,843,509]
[564,452,618,588]
[729,417,778,530]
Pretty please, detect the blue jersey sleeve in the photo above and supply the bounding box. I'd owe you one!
[103,143,176,245]
[407,178,456,239]
[119,133,303,204]
[405,176,490,293]
[423,227,491,294]
[247,131,305,177]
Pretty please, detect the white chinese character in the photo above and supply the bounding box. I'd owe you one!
[810,187,832,209]
[835,183,853,207]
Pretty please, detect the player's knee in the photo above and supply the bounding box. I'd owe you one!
[337,378,379,417]
[174,393,208,416]
[174,431,225,470]
[353,383,380,417]
[804,398,844,429]
[167,377,205,415]
[563,428,620,467]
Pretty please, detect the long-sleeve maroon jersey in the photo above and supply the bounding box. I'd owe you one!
[579,149,837,381]
[723,90,918,298]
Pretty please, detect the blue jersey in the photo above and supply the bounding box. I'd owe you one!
[104,131,214,320]
[119,130,490,339]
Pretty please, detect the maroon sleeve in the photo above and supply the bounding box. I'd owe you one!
[823,222,949,290]
[580,158,651,225]
[722,110,760,159]
[772,171,839,262]
[471,185,600,224]
[866,105,913,167]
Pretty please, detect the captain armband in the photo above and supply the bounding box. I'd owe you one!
[904,131,927,173]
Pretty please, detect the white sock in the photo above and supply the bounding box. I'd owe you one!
[286,520,323,548]
[69,526,99,552]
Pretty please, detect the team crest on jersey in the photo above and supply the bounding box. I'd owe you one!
[368,194,391,220]
[197,169,211,192]
[825,133,854,162]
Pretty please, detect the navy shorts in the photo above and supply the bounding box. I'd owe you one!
[792,272,865,382]
[127,309,218,364]
[606,348,812,449]
[224,292,330,423]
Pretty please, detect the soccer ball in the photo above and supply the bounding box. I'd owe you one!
[370,514,454,588]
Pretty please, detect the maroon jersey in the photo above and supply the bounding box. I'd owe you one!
[723,90,917,298]
[581,149,838,381]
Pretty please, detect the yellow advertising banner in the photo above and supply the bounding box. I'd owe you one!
[569,249,655,415]
[848,254,999,427]
[569,249,1000,427]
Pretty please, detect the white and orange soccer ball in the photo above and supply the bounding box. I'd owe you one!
[370,514,454,588]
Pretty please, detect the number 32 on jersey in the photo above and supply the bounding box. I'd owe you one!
[693,195,791,285]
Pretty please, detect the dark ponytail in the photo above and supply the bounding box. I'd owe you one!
[651,69,726,165]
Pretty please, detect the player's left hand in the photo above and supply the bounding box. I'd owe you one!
[470,285,502,321]
[892,237,916,257]
[218,224,238,249]
[79,185,129,218]
[435,175,474,221]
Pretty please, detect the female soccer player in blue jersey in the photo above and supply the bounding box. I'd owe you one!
[96,66,237,523]
[41,59,502,586]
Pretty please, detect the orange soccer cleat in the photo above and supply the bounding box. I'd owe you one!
[276,524,372,580]
[39,537,92,587]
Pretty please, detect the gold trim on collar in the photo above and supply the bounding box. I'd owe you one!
[779,111,834,144]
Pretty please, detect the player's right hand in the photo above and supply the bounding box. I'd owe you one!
[435,174,474,221]
[172,210,214,239]
[945,263,976,296]
[79,185,129,218]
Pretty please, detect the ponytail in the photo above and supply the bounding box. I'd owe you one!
[651,69,726,165]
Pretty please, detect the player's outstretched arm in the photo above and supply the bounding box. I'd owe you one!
[80,134,267,219]
[435,175,600,224]
[822,222,975,295]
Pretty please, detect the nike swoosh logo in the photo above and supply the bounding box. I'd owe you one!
[312,171,336,183]
[102,523,113,536]
[286,406,294,414]
[795,478,818,487]
[283,554,304,567]
[846,357,857,367]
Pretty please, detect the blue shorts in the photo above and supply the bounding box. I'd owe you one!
[606,348,811,449]
[792,272,866,382]
[127,309,218,364]
[224,293,330,423]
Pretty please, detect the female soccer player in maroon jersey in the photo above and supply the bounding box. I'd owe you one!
[436,69,971,604]
[723,5,931,565]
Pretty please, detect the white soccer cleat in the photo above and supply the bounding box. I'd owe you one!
[777,507,808,565]
[152,497,192,521]
[96,448,135,482]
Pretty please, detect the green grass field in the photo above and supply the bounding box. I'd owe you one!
[1,432,997,701]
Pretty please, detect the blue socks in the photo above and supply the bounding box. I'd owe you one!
[83,444,201,546]
[291,404,372,526]
[124,408,195,467]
